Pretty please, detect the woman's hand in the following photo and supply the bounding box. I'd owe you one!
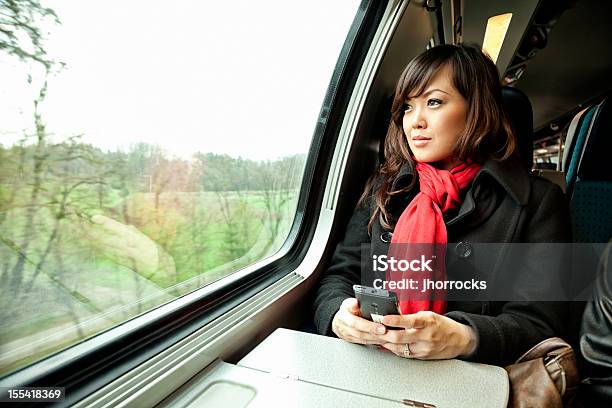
[378,311,477,359]
[331,298,388,345]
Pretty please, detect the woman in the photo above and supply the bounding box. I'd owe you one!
[312,43,571,366]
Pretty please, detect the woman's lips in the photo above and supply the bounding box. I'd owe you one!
[412,136,431,147]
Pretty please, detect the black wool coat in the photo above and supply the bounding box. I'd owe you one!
[313,156,572,366]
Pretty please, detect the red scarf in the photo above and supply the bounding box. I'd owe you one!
[387,161,481,315]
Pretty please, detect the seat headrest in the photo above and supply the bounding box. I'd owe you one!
[578,97,612,181]
[501,86,534,169]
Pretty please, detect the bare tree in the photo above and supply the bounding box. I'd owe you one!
[6,75,51,298]
[258,155,302,254]
[0,0,61,69]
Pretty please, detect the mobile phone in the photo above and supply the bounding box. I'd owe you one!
[353,285,401,328]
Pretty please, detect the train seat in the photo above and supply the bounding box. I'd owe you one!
[501,86,533,170]
[565,105,599,196]
[562,107,591,174]
[501,86,569,192]
[568,97,612,243]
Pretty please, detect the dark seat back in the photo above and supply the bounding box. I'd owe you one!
[501,86,533,170]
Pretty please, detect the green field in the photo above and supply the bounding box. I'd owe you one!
[0,143,304,375]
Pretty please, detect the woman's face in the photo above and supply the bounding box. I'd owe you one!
[402,64,468,170]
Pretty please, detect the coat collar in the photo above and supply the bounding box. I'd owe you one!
[390,156,530,205]
[390,162,415,192]
[475,157,530,206]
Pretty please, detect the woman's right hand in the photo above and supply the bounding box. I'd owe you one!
[331,298,388,345]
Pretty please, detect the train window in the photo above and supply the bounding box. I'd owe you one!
[0,0,360,375]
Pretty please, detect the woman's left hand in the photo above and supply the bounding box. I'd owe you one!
[378,311,477,360]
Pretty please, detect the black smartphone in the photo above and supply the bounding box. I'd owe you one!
[353,285,402,329]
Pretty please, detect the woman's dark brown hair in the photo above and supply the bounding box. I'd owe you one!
[360,43,517,233]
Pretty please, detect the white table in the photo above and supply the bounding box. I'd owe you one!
[237,328,509,408]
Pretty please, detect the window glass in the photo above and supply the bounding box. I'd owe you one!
[0,0,360,375]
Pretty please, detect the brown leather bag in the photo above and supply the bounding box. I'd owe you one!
[505,337,579,408]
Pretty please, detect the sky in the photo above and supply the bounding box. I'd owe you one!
[0,0,360,161]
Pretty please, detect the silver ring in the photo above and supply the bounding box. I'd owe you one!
[403,343,411,358]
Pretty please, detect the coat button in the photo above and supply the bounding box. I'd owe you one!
[455,241,472,258]
[380,232,393,243]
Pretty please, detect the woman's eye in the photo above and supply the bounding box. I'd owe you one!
[403,103,413,112]
[427,99,442,107]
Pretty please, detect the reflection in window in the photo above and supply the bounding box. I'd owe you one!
[0,0,359,375]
